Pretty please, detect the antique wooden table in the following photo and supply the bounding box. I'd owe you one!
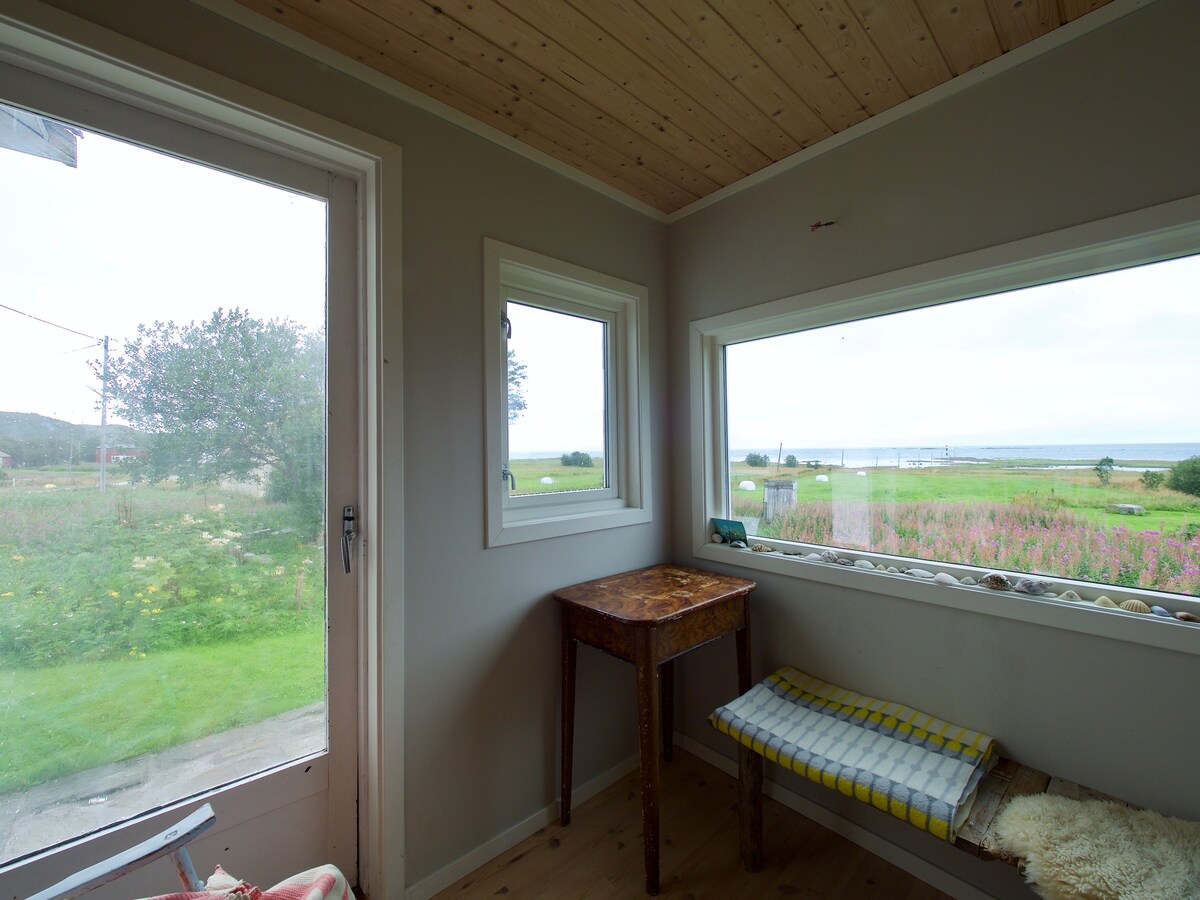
[555,564,756,895]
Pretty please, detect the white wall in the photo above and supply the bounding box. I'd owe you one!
[667,1,1200,895]
[18,0,671,892]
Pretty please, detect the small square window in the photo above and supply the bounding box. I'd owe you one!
[484,239,651,546]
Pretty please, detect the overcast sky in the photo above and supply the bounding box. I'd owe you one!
[0,122,326,427]
[726,253,1200,450]
[4,111,1198,457]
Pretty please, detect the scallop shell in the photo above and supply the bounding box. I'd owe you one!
[1058,590,1082,602]
[1095,596,1118,608]
[1119,598,1151,614]
[978,573,1012,591]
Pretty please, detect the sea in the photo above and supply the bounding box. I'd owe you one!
[730,443,1200,471]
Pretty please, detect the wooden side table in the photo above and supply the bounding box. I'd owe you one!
[555,564,756,895]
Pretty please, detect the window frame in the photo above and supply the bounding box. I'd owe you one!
[690,195,1200,657]
[484,239,651,547]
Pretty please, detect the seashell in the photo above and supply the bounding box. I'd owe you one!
[836,558,852,565]
[820,550,839,563]
[960,576,977,586]
[805,553,823,561]
[1150,606,1172,617]
[1119,598,1151,614]
[1175,611,1200,623]
[1042,592,1057,599]
[876,565,887,571]
[886,566,900,574]
[729,540,748,548]
[905,568,935,579]
[1095,596,1118,608]
[978,573,1012,591]
[853,559,875,570]
[711,533,724,543]
[1013,578,1052,595]
[750,542,774,552]
[1058,590,1082,602]
[933,572,959,586]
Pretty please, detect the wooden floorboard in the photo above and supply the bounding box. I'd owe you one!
[434,749,951,899]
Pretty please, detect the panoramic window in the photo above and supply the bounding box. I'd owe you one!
[0,100,346,865]
[483,239,651,546]
[712,252,1200,609]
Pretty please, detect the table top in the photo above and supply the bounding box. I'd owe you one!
[553,564,755,624]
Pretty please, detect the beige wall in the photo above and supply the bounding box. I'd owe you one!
[666,1,1200,895]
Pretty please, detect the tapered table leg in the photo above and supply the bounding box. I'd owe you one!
[635,649,661,895]
[560,628,577,825]
[660,659,674,763]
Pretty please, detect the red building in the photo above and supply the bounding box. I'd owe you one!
[95,447,145,464]
[0,451,11,468]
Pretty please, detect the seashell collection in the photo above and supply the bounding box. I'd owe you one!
[716,535,1200,627]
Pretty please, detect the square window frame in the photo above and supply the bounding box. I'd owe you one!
[689,195,1200,656]
[484,238,652,546]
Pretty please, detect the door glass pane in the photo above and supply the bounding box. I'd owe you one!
[0,103,328,864]
[505,301,607,495]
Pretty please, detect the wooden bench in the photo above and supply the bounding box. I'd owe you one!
[738,749,1129,872]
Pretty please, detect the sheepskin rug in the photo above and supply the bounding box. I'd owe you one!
[993,794,1200,899]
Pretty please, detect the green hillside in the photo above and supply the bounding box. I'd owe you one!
[0,411,144,466]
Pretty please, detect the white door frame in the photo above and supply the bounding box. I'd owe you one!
[0,5,401,897]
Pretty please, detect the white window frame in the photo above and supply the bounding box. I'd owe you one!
[484,239,651,546]
[690,194,1200,657]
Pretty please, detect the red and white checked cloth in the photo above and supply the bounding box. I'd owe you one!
[140,864,351,900]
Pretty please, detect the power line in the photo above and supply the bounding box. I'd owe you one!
[0,301,100,342]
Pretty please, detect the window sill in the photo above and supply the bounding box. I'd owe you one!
[489,505,652,547]
[694,542,1200,657]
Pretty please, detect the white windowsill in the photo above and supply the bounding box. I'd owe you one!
[694,542,1200,658]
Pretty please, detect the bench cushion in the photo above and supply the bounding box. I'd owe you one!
[711,667,996,841]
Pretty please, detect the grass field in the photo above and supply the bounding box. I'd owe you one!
[1,475,325,792]
[506,456,606,494]
[728,460,1200,595]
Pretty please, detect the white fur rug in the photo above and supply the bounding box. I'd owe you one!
[993,794,1200,899]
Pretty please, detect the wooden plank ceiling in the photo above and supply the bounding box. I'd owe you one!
[233,0,1114,214]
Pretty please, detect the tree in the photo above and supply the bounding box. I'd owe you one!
[744,452,769,467]
[507,350,527,422]
[1139,470,1166,491]
[784,454,799,467]
[99,309,324,534]
[560,451,594,467]
[1167,456,1200,497]
[1094,456,1114,486]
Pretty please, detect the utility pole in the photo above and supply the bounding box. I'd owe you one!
[99,335,109,493]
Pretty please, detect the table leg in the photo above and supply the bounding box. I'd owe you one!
[635,652,661,895]
[660,659,674,763]
[738,743,764,872]
[735,619,752,694]
[560,628,577,826]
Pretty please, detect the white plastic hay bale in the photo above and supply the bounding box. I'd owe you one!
[815,474,829,482]
[738,480,756,491]
[540,476,554,485]
[857,471,867,476]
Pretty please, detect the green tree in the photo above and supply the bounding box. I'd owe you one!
[745,452,769,467]
[1139,470,1166,491]
[507,350,528,422]
[1167,456,1200,497]
[99,309,325,534]
[560,451,594,467]
[1094,456,1114,486]
[784,454,799,467]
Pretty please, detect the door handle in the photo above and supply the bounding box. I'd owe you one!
[341,505,356,574]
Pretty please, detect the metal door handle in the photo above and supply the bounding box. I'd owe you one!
[341,505,356,574]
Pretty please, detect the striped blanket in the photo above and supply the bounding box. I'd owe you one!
[710,667,996,841]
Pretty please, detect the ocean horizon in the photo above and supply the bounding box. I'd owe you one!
[727,442,1200,470]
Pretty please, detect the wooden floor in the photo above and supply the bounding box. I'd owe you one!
[435,749,950,899]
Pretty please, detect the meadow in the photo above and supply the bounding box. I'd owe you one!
[729,460,1200,595]
[0,473,325,791]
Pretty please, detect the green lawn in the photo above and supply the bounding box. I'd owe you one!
[0,626,323,793]
[506,456,606,494]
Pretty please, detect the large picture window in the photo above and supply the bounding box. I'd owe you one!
[692,209,1200,641]
[483,240,651,546]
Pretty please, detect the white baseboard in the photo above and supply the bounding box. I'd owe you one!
[676,734,992,900]
[403,753,638,900]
